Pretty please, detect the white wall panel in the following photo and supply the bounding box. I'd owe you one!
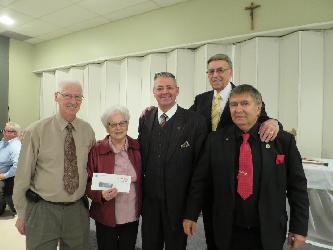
[167,49,195,108]
[298,31,324,157]
[85,64,105,140]
[120,58,142,138]
[40,72,56,119]
[279,33,299,133]
[141,53,166,107]
[236,38,257,86]
[322,29,333,158]
[257,37,279,118]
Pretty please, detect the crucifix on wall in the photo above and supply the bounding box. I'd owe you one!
[245,2,261,30]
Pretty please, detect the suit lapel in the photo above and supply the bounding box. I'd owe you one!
[204,91,214,120]
[143,108,157,162]
[260,141,277,190]
[166,107,186,161]
[220,126,237,198]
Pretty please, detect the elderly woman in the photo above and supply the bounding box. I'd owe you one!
[86,105,141,250]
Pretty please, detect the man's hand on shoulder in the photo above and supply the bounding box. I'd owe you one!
[140,106,154,118]
[183,219,197,237]
[288,232,306,250]
[259,119,279,142]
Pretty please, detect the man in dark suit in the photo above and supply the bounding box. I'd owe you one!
[189,53,280,250]
[184,84,309,250]
[138,72,207,250]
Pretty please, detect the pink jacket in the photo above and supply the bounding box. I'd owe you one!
[86,135,142,227]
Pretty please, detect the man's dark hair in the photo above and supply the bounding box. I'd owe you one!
[230,84,262,105]
[154,72,176,81]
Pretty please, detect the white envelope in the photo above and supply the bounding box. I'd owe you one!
[91,173,131,193]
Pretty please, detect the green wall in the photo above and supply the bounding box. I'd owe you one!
[33,0,333,71]
[8,0,333,127]
[9,39,39,129]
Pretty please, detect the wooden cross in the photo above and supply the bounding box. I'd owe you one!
[245,2,261,30]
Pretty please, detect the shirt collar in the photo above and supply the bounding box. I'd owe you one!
[158,103,178,120]
[109,136,128,154]
[214,82,232,100]
[235,122,260,141]
[56,113,78,131]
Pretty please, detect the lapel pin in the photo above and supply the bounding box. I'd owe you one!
[266,144,270,149]
[225,137,229,141]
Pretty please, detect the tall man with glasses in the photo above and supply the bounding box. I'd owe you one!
[189,54,280,250]
[0,122,21,215]
[139,72,207,250]
[13,79,95,250]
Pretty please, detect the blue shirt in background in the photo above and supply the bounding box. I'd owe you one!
[0,137,21,179]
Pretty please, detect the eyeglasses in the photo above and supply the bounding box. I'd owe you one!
[108,121,128,129]
[57,92,84,102]
[206,67,230,76]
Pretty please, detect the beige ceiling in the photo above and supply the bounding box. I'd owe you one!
[0,0,189,44]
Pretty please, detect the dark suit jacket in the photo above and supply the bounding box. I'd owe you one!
[138,106,207,227]
[189,83,270,132]
[185,125,309,250]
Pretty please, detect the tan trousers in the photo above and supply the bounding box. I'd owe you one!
[25,199,89,250]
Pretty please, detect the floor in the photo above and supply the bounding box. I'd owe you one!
[0,206,330,250]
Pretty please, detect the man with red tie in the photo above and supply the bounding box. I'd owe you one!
[183,84,309,250]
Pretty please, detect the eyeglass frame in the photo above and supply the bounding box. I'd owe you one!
[57,92,84,102]
[108,120,128,129]
[206,67,231,76]
[1,128,17,133]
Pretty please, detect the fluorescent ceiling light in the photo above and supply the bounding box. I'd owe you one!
[0,15,15,26]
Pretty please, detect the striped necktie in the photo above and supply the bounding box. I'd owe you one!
[211,94,222,131]
[160,113,168,127]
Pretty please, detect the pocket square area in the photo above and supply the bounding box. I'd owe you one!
[276,154,285,165]
[180,141,190,148]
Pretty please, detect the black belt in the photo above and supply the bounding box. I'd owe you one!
[26,189,88,208]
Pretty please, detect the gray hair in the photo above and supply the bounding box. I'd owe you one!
[57,79,82,93]
[5,122,22,133]
[230,84,262,105]
[101,105,130,131]
[154,72,176,81]
[207,54,233,69]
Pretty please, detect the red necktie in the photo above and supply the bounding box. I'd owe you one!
[237,133,253,200]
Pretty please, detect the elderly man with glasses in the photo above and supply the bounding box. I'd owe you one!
[13,79,95,250]
[0,122,22,216]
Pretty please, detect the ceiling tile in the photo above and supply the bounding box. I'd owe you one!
[37,27,73,40]
[78,0,148,15]
[9,0,73,18]
[12,19,61,37]
[152,0,188,7]
[39,5,99,28]
[0,8,35,27]
[67,16,109,32]
[104,1,158,22]
[0,0,17,7]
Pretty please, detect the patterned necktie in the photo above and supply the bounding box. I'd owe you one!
[160,113,168,127]
[237,133,253,200]
[64,123,79,194]
[211,94,222,131]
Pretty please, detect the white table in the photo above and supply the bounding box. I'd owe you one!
[303,159,333,249]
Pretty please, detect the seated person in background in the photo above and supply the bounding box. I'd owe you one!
[0,122,22,215]
[86,105,142,250]
[184,84,309,250]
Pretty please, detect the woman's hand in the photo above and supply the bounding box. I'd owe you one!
[101,187,118,201]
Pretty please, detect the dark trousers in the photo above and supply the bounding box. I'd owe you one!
[0,177,15,214]
[230,226,263,250]
[95,220,139,250]
[141,197,187,250]
[202,193,217,250]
